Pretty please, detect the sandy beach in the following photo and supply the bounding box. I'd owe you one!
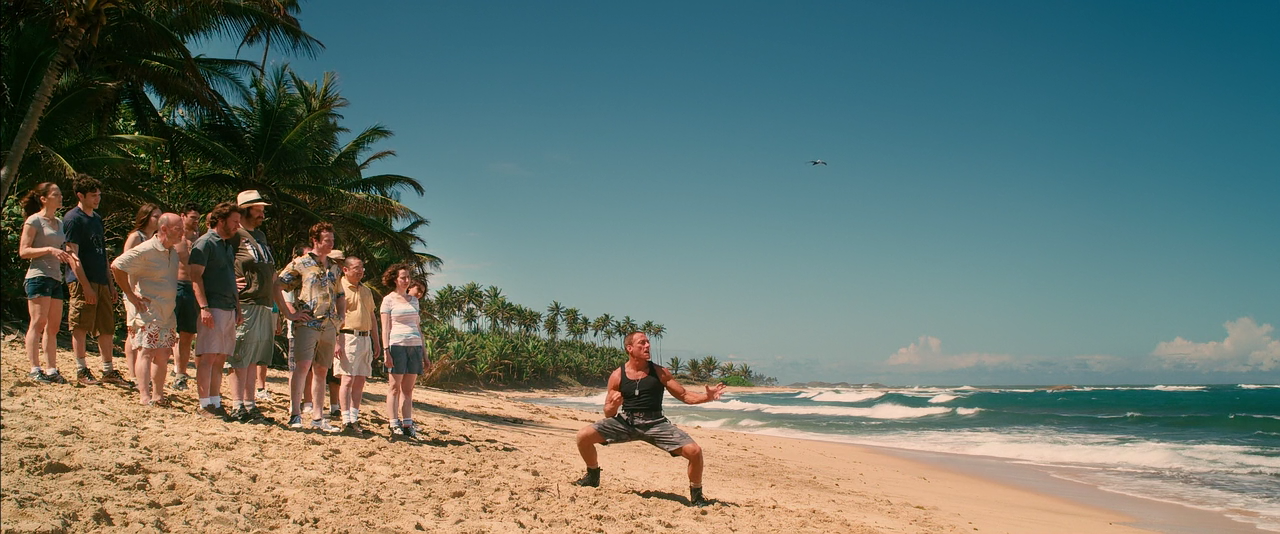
[1,337,1152,534]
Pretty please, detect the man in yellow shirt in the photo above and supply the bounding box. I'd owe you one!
[334,254,380,434]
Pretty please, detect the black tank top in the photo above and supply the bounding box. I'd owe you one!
[619,362,664,412]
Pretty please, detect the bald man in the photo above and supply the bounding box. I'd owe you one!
[111,213,184,406]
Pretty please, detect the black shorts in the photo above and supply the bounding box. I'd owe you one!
[388,345,424,375]
[175,280,198,334]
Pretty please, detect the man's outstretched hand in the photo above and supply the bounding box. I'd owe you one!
[705,382,727,402]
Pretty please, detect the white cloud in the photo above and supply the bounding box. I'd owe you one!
[885,336,1014,370]
[1152,317,1280,372]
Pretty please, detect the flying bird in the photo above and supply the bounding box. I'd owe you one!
[808,160,827,166]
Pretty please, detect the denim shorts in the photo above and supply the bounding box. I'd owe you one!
[388,345,425,375]
[25,276,66,300]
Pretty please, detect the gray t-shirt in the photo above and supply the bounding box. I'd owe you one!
[189,229,239,310]
[24,213,64,281]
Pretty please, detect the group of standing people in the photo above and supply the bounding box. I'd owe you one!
[18,175,431,438]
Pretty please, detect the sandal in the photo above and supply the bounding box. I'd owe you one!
[153,397,174,408]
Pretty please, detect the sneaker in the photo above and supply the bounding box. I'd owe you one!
[403,424,418,439]
[44,370,68,385]
[311,418,340,433]
[349,421,367,435]
[99,369,128,386]
[301,402,313,414]
[76,368,100,386]
[255,388,272,401]
[330,407,341,418]
[341,423,356,436]
[288,414,304,429]
[30,370,52,384]
[198,405,221,419]
[172,374,189,391]
[389,424,405,437]
[229,407,253,423]
[574,467,602,487]
[247,406,275,424]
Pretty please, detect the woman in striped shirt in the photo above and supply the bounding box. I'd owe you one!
[380,263,429,438]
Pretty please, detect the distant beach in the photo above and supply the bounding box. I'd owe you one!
[0,336,1177,533]
[539,384,1280,532]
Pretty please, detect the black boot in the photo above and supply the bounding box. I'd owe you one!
[690,485,710,507]
[573,467,601,487]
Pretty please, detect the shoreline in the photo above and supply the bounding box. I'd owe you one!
[0,338,1215,532]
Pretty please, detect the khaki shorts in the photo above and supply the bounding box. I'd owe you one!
[230,304,275,369]
[195,308,237,355]
[335,332,373,377]
[68,281,115,336]
[289,321,336,370]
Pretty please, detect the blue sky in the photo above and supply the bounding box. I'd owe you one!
[201,1,1278,384]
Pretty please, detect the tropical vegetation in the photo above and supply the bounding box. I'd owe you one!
[0,0,775,388]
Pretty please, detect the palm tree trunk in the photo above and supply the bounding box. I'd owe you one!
[0,28,84,205]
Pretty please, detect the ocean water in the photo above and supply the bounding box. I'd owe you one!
[541,384,1280,532]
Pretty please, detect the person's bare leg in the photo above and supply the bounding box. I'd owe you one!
[350,376,366,413]
[176,332,194,378]
[151,348,170,402]
[310,365,329,421]
[25,297,50,369]
[399,375,415,423]
[386,374,401,422]
[679,442,704,485]
[42,300,63,370]
[232,367,253,408]
[289,361,312,416]
[339,375,354,415]
[209,354,226,400]
[195,353,215,403]
[96,332,115,371]
[134,350,152,404]
[576,426,606,467]
[256,364,268,391]
[71,329,88,367]
[123,332,136,380]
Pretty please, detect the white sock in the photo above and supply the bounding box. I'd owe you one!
[331,403,340,412]
[302,402,313,413]
[390,418,401,428]
[233,400,245,410]
[76,358,87,369]
[103,361,114,372]
[31,367,42,373]
[200,397,211,407]
[47,367,57,374]
[352,408,360,421]
[213,397,222,408]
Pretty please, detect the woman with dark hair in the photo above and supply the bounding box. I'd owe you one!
[18,182,76,384]
[121,203,162,382]
[380,263,430,438]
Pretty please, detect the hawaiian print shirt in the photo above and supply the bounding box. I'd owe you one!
[277,252,344,330]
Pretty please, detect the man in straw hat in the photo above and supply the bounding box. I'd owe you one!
[229,190,300,423]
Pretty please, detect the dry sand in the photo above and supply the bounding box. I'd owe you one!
[0,337,1150,533]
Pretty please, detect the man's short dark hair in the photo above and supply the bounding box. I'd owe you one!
[343,255,362,267]
[183,202,202,215]
[208,201,241,226]
[72,174,101,195]
[309,222,334,244]
[624,331,646,347]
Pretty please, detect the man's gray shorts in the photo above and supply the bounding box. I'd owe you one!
[591,413,694,456]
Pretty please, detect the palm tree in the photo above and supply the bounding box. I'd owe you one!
[650,323,666,365]
[667,356,684,377]
[545,301,564,341]
[1,0,322,204]
[699,356,720,382]
[592,314,614,345]
[178,67,436,271]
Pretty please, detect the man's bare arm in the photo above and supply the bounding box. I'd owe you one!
[661,367,726,405]
[603,370,624,418]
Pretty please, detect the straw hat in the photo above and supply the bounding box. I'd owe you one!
[236,190,270,207]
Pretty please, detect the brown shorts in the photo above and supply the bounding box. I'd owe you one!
[68,281,116,337]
